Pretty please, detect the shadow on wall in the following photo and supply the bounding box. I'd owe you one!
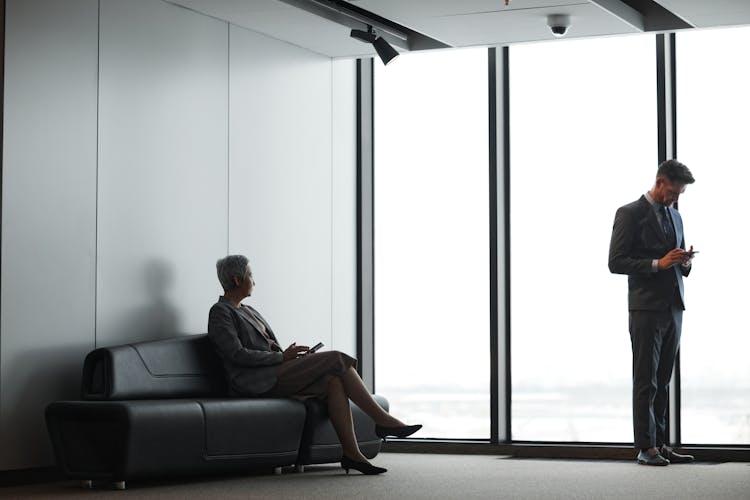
[109,258,182,344]
[1,260,184,468]
[1,343,89,468]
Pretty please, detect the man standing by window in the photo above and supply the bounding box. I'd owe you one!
[608,159,696,466]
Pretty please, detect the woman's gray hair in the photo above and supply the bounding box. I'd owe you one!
[216,255,250,292]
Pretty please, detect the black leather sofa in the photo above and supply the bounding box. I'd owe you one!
[45,334,388,489]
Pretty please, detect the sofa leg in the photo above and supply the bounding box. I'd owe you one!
[113,481,126,490]
[295,464,305,473]
[80,480,93,489]
[273,467,282,475]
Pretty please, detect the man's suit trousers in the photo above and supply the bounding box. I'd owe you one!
[629,306,682,449]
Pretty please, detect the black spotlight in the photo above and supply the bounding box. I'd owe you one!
[372,36,399,65]
[350,28,376,44]
[350,27,399,65]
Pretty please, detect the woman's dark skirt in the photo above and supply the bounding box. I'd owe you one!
[264,350,357,400]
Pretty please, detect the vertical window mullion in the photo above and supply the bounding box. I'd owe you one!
[489,47,499,444]
[502,46,512,444]
[490,46,511,444]
[356,58,375,392]
[657,32,681,446]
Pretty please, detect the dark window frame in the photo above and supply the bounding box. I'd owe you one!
[357,34,750,460]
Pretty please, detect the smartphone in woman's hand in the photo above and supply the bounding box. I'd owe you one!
[307,342,324,354]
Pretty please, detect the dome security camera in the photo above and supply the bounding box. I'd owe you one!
[547,14,571,37]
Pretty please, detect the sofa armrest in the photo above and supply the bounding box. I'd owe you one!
[46,401,134,480]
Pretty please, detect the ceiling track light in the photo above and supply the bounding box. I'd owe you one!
[350,26,399,66]
[350,27,377,44]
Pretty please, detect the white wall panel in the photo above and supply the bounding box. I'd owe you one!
[97,0,228,345]
[229,25,332,351]
[0,0,356,471]
[1,0,98,469]
[331,59,357,357]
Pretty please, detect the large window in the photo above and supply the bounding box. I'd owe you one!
[509,35,657,442]
[369,28,748,449]
[677,26,750,445]
[374,48,489,439]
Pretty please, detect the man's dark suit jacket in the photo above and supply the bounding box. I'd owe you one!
[208,297,284,396]
[609,195,691,311]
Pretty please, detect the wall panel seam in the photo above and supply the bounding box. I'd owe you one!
[227,22,230,256]
[0,0,6,432]
[94,0,101,349]
[330,61,334,350]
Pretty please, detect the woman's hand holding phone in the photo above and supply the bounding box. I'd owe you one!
[282,343,309,361]
[307,342,324,354]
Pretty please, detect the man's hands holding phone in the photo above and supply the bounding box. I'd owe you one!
[658,245,698,270]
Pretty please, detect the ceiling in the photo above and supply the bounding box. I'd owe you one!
[169,0,750,58]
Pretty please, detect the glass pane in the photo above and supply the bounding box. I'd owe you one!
[510,35,657,442]
[676,26,750,445]
[374,48,489,439]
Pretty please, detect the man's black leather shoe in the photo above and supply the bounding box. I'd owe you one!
[636,450,670,466]
[661,445,694,463]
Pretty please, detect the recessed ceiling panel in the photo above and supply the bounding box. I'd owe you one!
[170,0,377,57]
[168,0,750,57]
[352,0,588,19]
[355,2,639,47]
[654,0,750,27]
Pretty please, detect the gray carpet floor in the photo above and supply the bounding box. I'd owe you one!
[2,453,748,499]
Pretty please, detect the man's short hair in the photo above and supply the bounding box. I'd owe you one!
[657,159,695,185]
[216,255,250,292]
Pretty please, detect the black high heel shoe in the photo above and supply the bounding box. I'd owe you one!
[341,456,387,475]
[375,424,422,439]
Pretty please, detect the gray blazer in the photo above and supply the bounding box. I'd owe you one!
[609,195,691,311]
[208,297,284,396]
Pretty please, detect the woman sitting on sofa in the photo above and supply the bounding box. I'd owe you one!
[208,255,421,475]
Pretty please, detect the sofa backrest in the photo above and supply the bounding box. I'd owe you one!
[81,334,227,400]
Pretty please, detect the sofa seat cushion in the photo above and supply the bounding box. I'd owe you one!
[201,399,306,458]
